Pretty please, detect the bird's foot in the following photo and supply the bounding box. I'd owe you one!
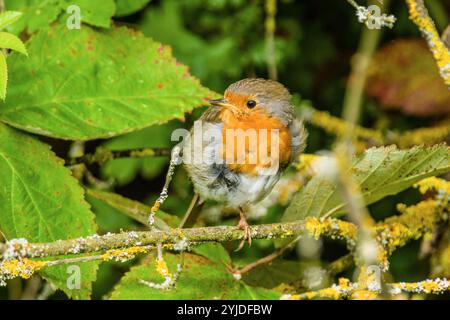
[235,215,252,251]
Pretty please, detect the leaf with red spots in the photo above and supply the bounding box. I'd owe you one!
[0,25,215,140]
[5,0,116,34]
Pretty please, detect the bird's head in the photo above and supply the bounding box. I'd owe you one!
[210,78,295,124]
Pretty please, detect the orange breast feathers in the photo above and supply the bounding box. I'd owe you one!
[219,106,292,176]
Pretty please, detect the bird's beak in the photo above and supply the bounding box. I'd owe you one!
[209,98,230,107]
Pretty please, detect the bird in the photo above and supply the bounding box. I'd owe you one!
[180,78,307,250]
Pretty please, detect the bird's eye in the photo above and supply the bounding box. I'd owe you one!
[246,100,257,109]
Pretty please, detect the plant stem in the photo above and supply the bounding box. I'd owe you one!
[265,0,278,80]
[341,0,384,137]
[71,146,171,166]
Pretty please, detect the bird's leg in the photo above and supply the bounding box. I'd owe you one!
[235,207,252,251]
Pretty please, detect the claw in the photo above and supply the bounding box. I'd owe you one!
[235,210,252,251]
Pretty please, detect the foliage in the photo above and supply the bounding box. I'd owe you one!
[366,39,450,116]
[111,251,280,299]
[282,145,450,221]
[0,123,98,299]
[0,0,449,301]
[0,11,27,99]
[1,25,213,140]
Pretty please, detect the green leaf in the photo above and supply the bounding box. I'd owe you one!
[241,259,315,289]
[101,122,178,186]
[69,0,116,28]
[86,192,136,232]
[0,124,99,299]
[192,243,232,265]
[86,188,177,230]
[0,25,214,140]
[0,52,7,100]
[5,0,115,34]
[282,145,450,222]
[0,11,22,30]
[115,0,151,17]
[0,32,27,55]
[110,253,280,299]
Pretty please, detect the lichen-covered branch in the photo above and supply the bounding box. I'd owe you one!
[283,277,450,300]
[406,0,450,87]
[299,105,450,149]
[71,146,172,165]
[347,0,396,29]
[0,221,307,260]
[1,177,447,288]
[389,120,450,148]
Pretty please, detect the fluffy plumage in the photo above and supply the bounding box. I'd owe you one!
[182,78,307,211]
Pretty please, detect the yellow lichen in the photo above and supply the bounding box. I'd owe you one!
[414,177,450,195]
[319,287,341,300]
[288,278,354,300]
[101,246,148,262]
[308,109,383,144]
[305,217,358,246]
[376,200,441,253]
[389,278,449,295]
[156,257,171,278]
[338,277,351,290]
[374,199,444,270]
[0,258,48,284]
[295,154,320,171]
[394,122,450,148]
[406,0,450,87]
[350,290,378,300]
[285,277,449,300]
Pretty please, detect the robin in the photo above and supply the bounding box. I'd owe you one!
[181,78,307,250]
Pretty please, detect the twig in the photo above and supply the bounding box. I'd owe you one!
[300,105,450,148]
[71,146,171,166]
[229,236,301,275]
[406,0,450,88]
[332,1,392,266]
[148,145,182,225]
[284,277,450,300]
[3,197,441,262]
[327,254,354,276]
[86,189,172,230]
[0,221,308,259]
[347,0,395,29]
[341,2,384,129]
[1,198,446,285]
[265,0,278,80]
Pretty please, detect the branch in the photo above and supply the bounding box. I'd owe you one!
[284,277,450,300]
[299,105,450,149]
[406,0,450,88]
[1,180,446,286]
[0,221,307,259]
[2,197,443,262]
[71,146,171,165]
[347,0,396,29]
